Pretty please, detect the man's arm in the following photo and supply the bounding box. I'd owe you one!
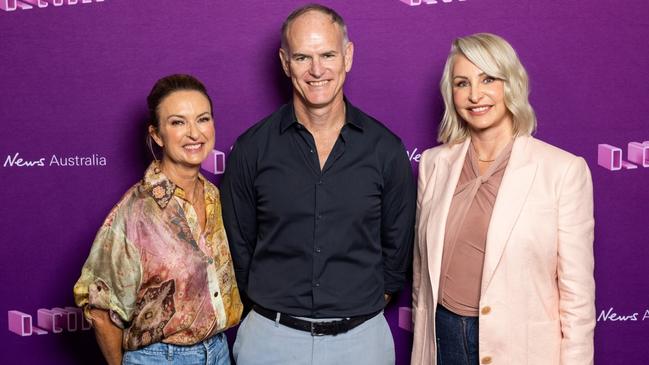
[88,309,123,365]
[221,141,258,294]
[381,142,417,296]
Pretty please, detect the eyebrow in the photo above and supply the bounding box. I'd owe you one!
[452,72,488,80]
[166,111,211,120]
[291,50,338,57]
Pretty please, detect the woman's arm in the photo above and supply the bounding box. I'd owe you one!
[412,153,428,312]
[89,308,123,365]
[412,149,434,314]
[556,157,595,364]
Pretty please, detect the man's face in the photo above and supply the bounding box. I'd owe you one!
[279,11,353,111]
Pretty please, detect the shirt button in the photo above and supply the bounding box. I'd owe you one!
[315,247,321,253]
[481,356,492,364]
[310,149,314,153]
[481,306,491,315]
[316,214,322,220]
[314,282,320,287]
[214,291,219,298]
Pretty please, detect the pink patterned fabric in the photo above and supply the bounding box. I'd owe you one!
[74,162,242,350]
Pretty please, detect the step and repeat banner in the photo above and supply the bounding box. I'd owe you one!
[1,0,648,363]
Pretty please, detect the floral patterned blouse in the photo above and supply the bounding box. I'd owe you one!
[74,162,242,350]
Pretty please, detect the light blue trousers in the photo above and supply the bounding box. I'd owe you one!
[122,332,230,365]
[233,309,395,365]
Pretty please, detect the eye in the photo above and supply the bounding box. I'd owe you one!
[323,53,335,59]
[198,116,212,123]
[170,119,184,126]
[294,55,308,62]
[454,80,468,88]
[483,76,496,84]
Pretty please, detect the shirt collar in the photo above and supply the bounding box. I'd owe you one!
[140,161,213,209]
[279,98,365,134]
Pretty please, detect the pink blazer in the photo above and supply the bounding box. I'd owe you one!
[411,135,595,365]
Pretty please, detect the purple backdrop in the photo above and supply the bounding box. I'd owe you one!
[1,0,648,363]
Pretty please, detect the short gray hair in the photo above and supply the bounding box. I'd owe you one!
[280,3,349,50]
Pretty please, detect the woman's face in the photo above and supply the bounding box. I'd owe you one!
[149,90,215,170]
[451,55,512,135]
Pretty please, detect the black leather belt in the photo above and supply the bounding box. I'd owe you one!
[253,305,379,336]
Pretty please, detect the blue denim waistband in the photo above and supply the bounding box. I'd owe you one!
[133,332,225,354]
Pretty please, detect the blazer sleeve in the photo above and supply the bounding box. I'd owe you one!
[412,148,434,317]
[556,156,595,364]
[412,155,426,313]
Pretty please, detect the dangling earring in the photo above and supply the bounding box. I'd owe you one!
[147,134,160,162]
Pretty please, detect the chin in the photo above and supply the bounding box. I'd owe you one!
[175,157,204,168]
[306,97,335,108]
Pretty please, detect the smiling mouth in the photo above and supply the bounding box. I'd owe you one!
[183,143,203,151]
[467,105,492,114]
[307,80,329,87]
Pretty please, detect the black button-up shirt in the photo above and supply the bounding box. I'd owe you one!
[221,100,415,318]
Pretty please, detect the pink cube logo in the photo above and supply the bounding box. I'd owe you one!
[598,140,649,171]
[1,0,29,10]
[37,309,65,333]
[598,144,622,171]
[201,149,226,175]
[7,307,90,336]
[627,142,649,168]
[2,0,105,12]
[8,311,33,336]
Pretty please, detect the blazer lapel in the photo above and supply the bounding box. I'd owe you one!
[425,139,470,301]
[481,135,538,292]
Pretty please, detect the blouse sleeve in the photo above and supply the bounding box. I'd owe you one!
[73,199,142,328]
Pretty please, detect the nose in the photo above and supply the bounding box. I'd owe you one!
[309,57,324,77]
[187,121,199,139]
[468,83,482,103]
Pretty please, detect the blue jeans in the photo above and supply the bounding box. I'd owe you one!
[435,305,479,365]
[122,332,230,365]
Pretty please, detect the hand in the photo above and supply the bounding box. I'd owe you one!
[89,308,123,365]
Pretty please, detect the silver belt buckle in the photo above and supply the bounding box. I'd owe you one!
[310,322,325,336]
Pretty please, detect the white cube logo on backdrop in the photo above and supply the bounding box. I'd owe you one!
[1,0,105,12]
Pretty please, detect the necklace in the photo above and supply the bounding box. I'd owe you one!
[471,143,497,163]
[477,156,496,163]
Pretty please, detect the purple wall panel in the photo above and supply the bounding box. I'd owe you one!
[1,0,648,363]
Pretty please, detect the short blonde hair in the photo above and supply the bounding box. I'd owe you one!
[438,33,536,144]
